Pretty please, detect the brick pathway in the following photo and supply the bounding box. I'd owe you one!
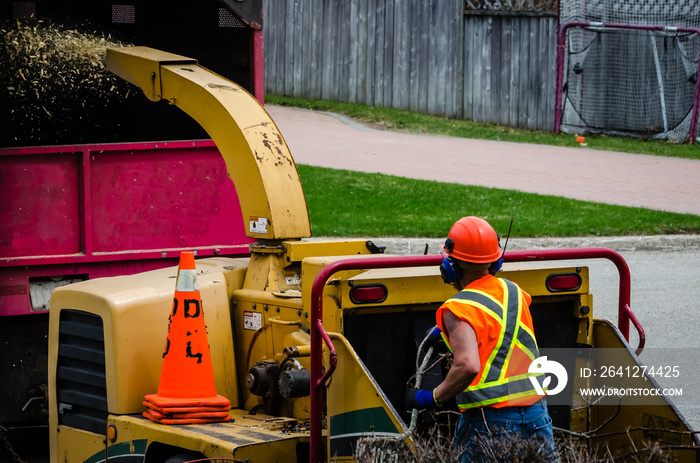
[266,105,700,216]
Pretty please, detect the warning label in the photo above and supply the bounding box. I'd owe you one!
[243,311,262,331]
[249,216,268,234]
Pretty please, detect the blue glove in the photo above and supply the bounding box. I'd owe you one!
[426,326,442,346]
[405,388,437,410]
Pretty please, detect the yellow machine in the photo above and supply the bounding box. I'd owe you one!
[48,47,699,462]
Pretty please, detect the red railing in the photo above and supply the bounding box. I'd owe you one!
[308,248,644,462]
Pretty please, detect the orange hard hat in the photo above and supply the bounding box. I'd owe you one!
[443,217,501,263]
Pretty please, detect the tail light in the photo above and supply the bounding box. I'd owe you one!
[546,272,582,292]
[349,284,388,304]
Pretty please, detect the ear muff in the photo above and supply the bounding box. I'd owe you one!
[440,257,462,284]
[488,257,504,276]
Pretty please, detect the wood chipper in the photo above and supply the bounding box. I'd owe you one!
[47,47,700,462]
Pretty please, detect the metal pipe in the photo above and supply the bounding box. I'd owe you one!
[504,247,640,350]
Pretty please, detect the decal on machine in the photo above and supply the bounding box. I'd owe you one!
[249,216,268,234]
[85,439,147,463]
[244,311,262,331]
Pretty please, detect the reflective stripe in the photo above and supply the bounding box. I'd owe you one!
[456,375,540,409]
[484,280,519,382]
[450,290,503,321]
[176,269,200,292]
[516,324,539,359]
[446,278,541,408]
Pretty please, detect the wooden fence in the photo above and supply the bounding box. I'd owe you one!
[263,0,558,131]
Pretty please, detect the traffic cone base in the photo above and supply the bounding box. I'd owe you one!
[144,393,230,409]
[143,401,231,414]
[143,409,232,425]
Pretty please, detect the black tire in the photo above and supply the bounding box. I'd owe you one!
[164,453,202,463]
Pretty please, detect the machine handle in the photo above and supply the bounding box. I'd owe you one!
[315,319,338,387]
[504,247,639,346]
[623,304,646,356]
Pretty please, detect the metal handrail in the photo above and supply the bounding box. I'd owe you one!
[309,255,442,463]
[307,247,644,462]
[504,247,644,354]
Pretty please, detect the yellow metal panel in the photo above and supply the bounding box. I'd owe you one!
[283,239,372,267]
[106,46,311,240]
[580,321,698,461]
[105,47,196,101]
[300,259,589,311]
[49,258,247,415]
[500,265,590,297]
[326,333,410,461]
[110,410,310,460]
[52,426,105,463]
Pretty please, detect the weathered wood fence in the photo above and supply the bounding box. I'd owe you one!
[263,0,558,131]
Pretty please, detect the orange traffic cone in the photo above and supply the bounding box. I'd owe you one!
[143,251,231,424]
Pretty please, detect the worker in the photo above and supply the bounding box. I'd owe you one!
[405,216,557,462]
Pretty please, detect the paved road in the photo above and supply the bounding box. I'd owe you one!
[266,104,700,216]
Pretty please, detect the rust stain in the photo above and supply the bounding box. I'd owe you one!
[207,83,238,91]
[244,121,271,130]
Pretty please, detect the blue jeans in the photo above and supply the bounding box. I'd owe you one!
[455,400,558,462]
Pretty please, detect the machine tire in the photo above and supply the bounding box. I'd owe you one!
[164,453,202,463]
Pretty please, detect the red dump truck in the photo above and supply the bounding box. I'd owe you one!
[0,1,263,457]
[0,140,253,455]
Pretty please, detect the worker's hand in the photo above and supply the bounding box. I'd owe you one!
[424,326,443,349]
[404,388,437,410]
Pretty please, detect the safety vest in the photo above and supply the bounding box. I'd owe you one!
[437,275,542,410]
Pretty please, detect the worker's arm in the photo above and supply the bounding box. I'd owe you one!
[433,310,480,405]
[404,309,480,410]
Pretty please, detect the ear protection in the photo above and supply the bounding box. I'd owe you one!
[441,255,503,284]
[440,256,462,284]
[488,257,503,276]
[439,236,503,284]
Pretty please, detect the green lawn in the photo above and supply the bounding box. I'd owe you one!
[299,165,700,238]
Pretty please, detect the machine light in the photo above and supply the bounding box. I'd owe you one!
[546,273,582,292]
[349,284,388,304]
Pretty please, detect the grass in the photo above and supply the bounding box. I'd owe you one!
[268,95,700,237]
[267,94,700,161]
[298,164,700,238]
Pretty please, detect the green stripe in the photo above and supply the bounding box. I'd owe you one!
[330,407,398,436]
[85,440,148,463]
